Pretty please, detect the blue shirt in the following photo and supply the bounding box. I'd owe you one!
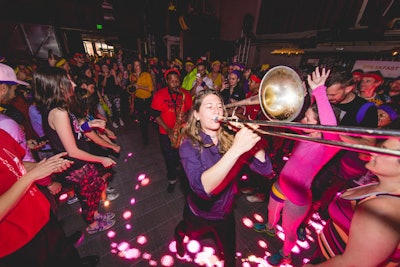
[179,132,272,220]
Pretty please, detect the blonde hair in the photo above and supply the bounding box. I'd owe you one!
[184,89,234,154]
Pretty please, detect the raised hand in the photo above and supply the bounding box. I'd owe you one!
[307,67,330,91]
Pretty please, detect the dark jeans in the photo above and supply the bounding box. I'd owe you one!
[0,215,81,267]
[159,134,180,182]
[134,97,152,144]
[174,204,236,266]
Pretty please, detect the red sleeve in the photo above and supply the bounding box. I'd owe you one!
[151,89,164,111]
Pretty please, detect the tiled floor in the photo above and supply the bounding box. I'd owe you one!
[58,118,320,267]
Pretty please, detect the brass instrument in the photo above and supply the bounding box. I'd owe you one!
[219,66,400,157]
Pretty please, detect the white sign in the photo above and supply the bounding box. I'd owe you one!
[352,60,400,78]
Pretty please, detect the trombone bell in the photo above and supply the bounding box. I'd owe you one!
[259,66,305,122]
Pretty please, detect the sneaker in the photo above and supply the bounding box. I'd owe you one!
[106,186,116,193]
[86,219,115,234]
[94,212,115,222]
[67,195,79,205]
[297,226,307,241]
[112,122,119,129]
[246,194,266,203]
[267,250,291,266]
[119,118,124,126]
[253,223,276,237]
[106,192,120,201]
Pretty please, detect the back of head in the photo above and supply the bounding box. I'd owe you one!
[33,67,70,110]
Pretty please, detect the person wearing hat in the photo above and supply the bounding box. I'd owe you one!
[359,71,385,105]
[207,60,223,91]
[377,103,399,128]
[351,69,363,94]
[0,63,100,266]
[181,60,196,91]
[150,69,192,193]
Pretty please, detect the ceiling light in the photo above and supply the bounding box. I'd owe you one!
[271,47,305,56]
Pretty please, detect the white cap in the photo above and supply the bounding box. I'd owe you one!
[0,63,29,86]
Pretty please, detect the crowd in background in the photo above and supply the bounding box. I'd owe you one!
[1,48,400,266]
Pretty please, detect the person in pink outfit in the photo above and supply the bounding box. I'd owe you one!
[253,67,341,265]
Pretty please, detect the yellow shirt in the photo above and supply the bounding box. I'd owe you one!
[133,72,154,99]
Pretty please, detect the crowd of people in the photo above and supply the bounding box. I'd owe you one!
[0,49,399,267]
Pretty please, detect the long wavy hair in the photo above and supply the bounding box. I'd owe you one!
[184,89,234,154]
[33,67,77,112]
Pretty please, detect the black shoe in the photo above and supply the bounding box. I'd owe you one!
[175,235,185,257]
[67,230,84,247]
[167,182,176,193]
[80,255,100,267]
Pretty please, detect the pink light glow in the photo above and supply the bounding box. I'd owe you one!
[137,173,146,181]
[142,252,152,260]
[124,159,128,162]
[123,210,132,220]
[149,260,157,266]
[110,242,118,248]
[241,217,253,228]
[130,198,136,205]
[241,174,248,180]
[122,248,140,259]
[169,241,177,253]
[187,240,200,253]
[59,193,68,201]
[125,224,132,230]
[110,248,118,254]
[291,245,300,254]
[141,177,150,186]
[117,242,130,251]
[160,255,174,266]
[107,230,116,238]
[242,262,251,267]
[297,240,310,249]
[137,235,147,245]
[257,240,268,248]
[127,152,133,157]
[135,184,140,190]
[194,252,220,266]
[253,213,264,222]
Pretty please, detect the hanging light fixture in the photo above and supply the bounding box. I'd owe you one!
[271,47,305,56]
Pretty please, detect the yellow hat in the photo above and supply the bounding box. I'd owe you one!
[56,58,67,68]
[261,64,270,72]
[212,60,221,66]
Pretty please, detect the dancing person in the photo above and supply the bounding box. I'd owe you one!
[0,129,100,267]
[174,89,273,266]
[151,68,193,193]
[304,137,400,267]
[253,67,341,265]
[33,67,117,234]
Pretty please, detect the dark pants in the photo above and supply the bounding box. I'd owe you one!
[135,97,152,144]
[159,134,180,182]
[174,204,236,266]
[0,215,81,267]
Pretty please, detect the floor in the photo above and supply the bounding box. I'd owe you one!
[57,118,321,267]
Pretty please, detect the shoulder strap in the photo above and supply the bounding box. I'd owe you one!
[356,102,375,124]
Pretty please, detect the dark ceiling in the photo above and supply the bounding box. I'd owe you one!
[0,0,399,60]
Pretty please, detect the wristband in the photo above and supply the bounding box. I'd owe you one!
[80,121,92,132]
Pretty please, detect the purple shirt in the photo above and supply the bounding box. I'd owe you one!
[179,132,272,220]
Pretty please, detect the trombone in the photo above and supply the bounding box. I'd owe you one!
[220,66,400,157]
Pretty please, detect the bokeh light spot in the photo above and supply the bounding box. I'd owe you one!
[241,217,253,228]
[137,235,147,245]
[160,255,174,266]
[187,240,200,253]
[123,210,132,220]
